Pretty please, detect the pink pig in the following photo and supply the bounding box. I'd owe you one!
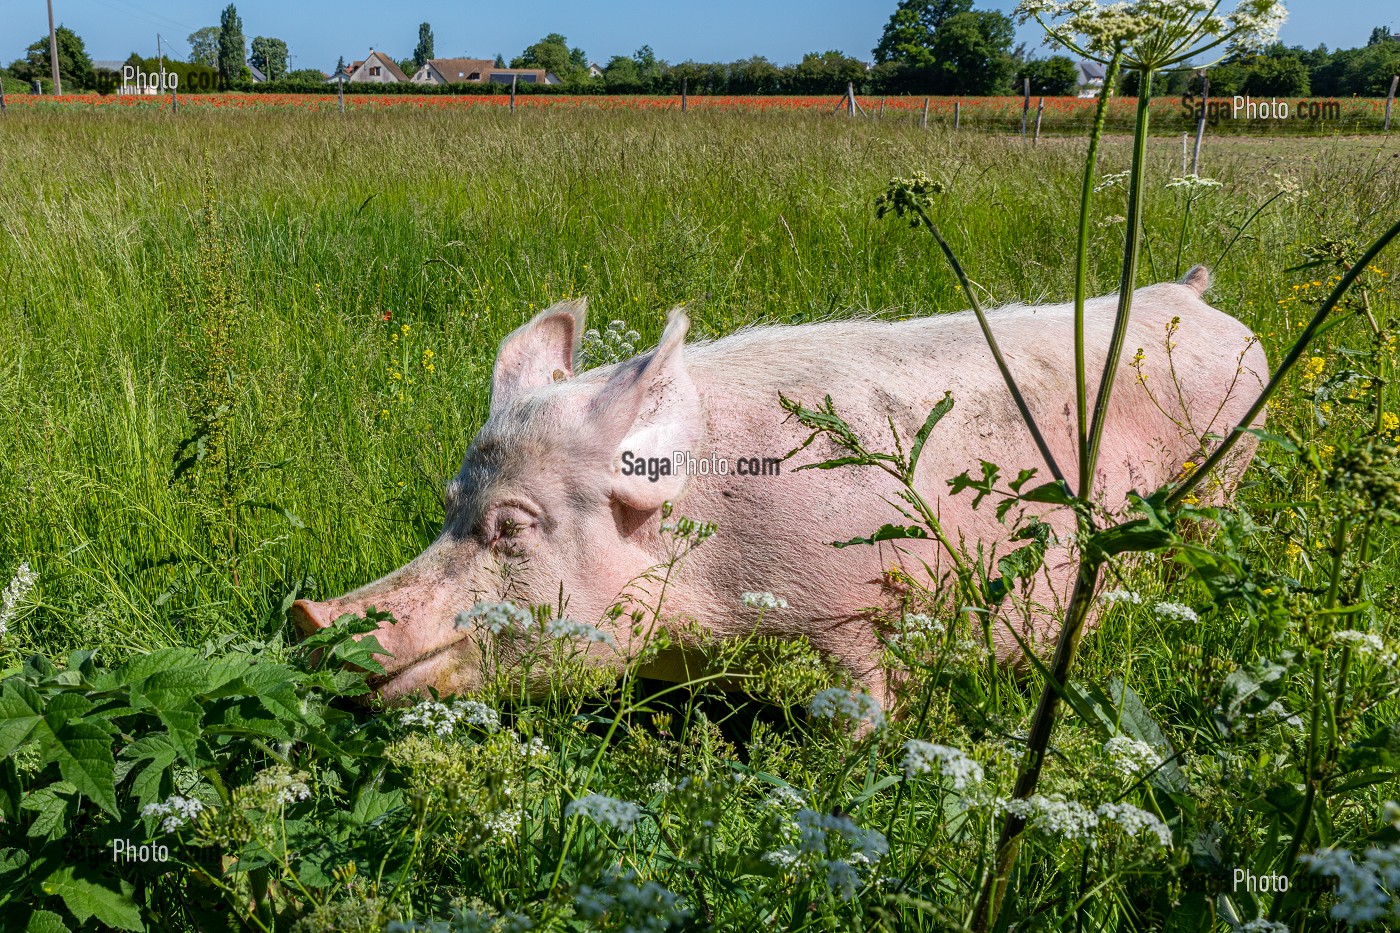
[292,266,1266,708]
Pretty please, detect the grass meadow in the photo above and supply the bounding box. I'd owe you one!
[0,105,1398,931]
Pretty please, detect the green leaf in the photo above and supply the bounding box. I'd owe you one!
[1019,480,1075,506]
[1088,519,1175,559]
[21,782,79,841]
[907,392,954,477]
[45,720,118,816]
[830,524,929,549]
[23,911,70,933]
[0,681,44,758]
[39,866,143,931]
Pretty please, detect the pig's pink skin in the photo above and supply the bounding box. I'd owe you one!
[292,266,1266,708]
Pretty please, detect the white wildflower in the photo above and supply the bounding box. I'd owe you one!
[826,859,862,900]
[399,698,501,736]
[576,869,687,933]
[1100,588,1142,605]
[581,319,642,368]
[141,795,205,833]
[1096,801,1173,847]
[809,688,885,730]
[456,600,535,635]
[1165,174,1223,192]
[1302,844,1400,925]
[1097,214,1126,228]
[1227,0,1288,52]
[741,591,788,611]
[1334,630,1398,664]
[1104,735,1163,776]
[1241,920,1290,933]
[902,740,985,790]
[251,767,312,806]
[566,793,642,833]
[514,732,549,764]
[543,616,616,646]
[762,785,807,811]
[481,806,522,838]
[0,561,38,638]
[1093,171,1132,193]
[998,793,1099,841]
[1153,601,1199,624]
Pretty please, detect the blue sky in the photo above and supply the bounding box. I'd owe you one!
[0,1,1394,73]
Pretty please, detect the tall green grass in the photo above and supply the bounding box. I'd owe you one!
[0,105,1397,930]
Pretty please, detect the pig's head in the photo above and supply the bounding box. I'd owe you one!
[290,299,704,701]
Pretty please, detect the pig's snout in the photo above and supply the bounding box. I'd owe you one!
[291,599,334,634]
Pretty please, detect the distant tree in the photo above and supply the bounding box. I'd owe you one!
[601,54,639,92]
[1019,55,1078,95]
[790,50,867,94]
[285,68,326,83]
[730,55,782,94]
[188,26,221,67]
[249,36,288,80]
[873,0,972,65]
[1368,26,1393,46]
[414,23,434,69]
[929,10,1015,94]
[14,25,93,90]
[512,33,586,81]
[217,5,247,84]
[494,53,506,68]
[1242,53,1310,96]
[398,58,415,76]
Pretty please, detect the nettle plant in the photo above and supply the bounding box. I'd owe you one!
[778,0,1400,929]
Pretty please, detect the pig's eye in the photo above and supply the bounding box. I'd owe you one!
[486,507,536,554]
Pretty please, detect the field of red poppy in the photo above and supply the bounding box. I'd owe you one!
[4,90,1392,133]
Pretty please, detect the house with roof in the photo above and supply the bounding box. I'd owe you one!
[1076,60,1106,98]
[409,58,561,86]
[247,62,267,83]
[334,49,408,84]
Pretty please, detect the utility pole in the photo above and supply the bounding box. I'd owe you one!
[47,0,62,94]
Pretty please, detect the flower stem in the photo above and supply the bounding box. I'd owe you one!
[1075,51,1122,497]
[1084,68,1154,495]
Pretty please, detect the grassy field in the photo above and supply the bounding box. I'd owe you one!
[0,106,1398,931]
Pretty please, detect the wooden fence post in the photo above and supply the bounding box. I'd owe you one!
[878,96,885,118]
[1385,75,1398,132]
[1181,132,1188,174]
[510,74,517,112]
[921,97,929,129]
[1033,96,1044,145]
[1191,71,1209,175]
[337,74,345,114]
[1021,77,1030,137]
[954,100,960,131]
[1,83,6,115]
[681,76,688,112]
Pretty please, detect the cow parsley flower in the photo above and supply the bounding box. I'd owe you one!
[741,591,788,611]
[456,600,535,635]
[1100,588,1142,605]
[1241,920,1290,933]
[1153,601,1199,624]
[1166,174,1223,192]
[764,806,888,897]
[1104,735,1163,776]
[1334,629,1398,664]
[902,740,985,790]
[809,688,885,730]
[1096,801,1173,847]
[251,767,312,806]
[400,698,501,736]
[141,795,205,833]
[566,794,642,833]
[1016,0,1287,68]
[1302,844,1400,925]
[998,793,1099,841]
[0,560,38,639]
[543,616,616,645]
[575,869,687,933]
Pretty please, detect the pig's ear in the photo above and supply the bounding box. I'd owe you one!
[599,309,703,512]
[490,298,587,414]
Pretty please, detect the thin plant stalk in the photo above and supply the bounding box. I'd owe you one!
[1074,51,1123,497]
[909,202,1067,486]
[1084,69,1155,494]
[1168,215,1400,507]
[973,68,1156,933]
